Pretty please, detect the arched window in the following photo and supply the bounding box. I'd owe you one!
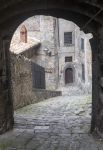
[20,25,27,43]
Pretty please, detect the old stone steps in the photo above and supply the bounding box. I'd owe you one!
[58,86,84,96]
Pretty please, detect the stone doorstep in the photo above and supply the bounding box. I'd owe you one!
[34,125,50,133]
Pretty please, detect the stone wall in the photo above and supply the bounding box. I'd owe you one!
[0,38,14,134]
[10,53,61,110]
[32,15,58,90]
[14,88,61,110]
[10,53,32,109]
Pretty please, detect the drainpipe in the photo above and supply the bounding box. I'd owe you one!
[56,18,60,88]
[84,37,88,84]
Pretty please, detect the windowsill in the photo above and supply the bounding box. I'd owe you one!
[64,44,74,47]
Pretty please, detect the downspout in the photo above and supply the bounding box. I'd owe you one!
[57,18,60,88]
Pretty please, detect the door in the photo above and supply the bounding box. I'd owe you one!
[65,68,73,84]
[31,62,45,89]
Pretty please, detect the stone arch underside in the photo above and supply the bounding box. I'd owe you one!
[0,0,103,136]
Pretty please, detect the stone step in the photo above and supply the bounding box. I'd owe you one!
[61,87,84,96]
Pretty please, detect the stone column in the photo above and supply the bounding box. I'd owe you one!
[90,30,103,137]
[96,31,103,136]
[90,36,100,133]
[0,35,14,134]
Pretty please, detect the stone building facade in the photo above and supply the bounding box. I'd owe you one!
[10,15,92,93]
[57,19,92,92]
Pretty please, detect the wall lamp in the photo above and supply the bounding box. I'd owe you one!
[43,48,51,56]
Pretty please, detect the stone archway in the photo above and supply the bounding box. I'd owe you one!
[0,0,103,137]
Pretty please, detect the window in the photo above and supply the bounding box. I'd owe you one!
[65,56,72,62]
[64,32,72,45]
[20,25,27,43]
[82,64,85,81]
[81,38,84,50]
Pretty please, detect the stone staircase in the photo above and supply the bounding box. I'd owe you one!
[57,86,84,96]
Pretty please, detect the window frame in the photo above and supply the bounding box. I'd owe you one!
[65,56,73,62]
[64,32,73,46]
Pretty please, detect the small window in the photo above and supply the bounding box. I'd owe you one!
[64,32,72,45]
[20,25,27,43]
[82,64,85,81]
[81,38,84,50]
[65,56,72,62]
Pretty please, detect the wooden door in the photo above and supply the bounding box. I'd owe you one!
[65,68,73,84]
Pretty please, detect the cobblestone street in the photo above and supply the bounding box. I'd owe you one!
[0,94,103,150]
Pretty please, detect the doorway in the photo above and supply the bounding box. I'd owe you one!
[65,68,73,84]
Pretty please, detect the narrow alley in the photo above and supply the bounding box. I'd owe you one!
[1,1,103,150]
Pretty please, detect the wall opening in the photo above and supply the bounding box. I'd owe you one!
[9,15,92,131]
[65,67,73,84]
[20,25,27,43]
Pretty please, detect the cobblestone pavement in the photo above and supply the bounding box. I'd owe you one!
[0,94,103,150]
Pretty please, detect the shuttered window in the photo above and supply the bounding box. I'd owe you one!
[64,32,72,45]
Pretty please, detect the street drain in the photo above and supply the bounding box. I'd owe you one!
[34,125,50,133]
